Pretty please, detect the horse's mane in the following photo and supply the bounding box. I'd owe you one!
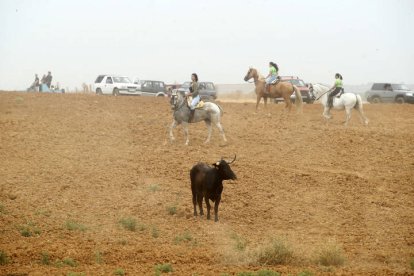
[251,67,265,81]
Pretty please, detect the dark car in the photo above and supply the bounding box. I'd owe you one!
[274,76,313,104]
[177,82,217,100]
[136,80,167,97]
[365,83,414,104]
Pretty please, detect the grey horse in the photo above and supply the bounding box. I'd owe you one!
[169,90,227,145]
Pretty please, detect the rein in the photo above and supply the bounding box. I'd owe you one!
[314,87,331,101]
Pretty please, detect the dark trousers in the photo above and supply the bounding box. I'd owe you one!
[328,87,342,107]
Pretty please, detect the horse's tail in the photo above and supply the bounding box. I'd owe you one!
[293,85,303,113]
[354,94,363,110]
[216,103,224,116]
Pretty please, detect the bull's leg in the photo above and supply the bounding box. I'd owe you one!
[204,120,212,144]
[205,197,211,220]
[169,120,177,142]
[197,194,204,216]
[215,122,227,143]
[214,195,221,222]
[192,193,197,216]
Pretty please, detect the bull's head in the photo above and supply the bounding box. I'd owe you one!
[213,154,237,180]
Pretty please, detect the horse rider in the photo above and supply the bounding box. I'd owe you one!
[327,73,343,110]
[265,61,279,94]
[187,73,200,122]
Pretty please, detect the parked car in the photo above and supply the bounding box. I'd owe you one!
[274,76,313,104]
[137,80,167,97]
[176,82,217,100]
[365,83,414,104]
[92,75,139,96]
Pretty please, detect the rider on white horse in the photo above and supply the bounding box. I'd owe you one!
[187,73,200,122]
[327,73,344,112]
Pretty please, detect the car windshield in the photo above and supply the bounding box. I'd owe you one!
[181,82,191,88]
[391,84,410,91]
[287,79,306,86]
[113,77,132,83]
[203,83,215,90]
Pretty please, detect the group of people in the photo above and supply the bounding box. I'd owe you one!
[28,71,53,92]
[263,61,343,110]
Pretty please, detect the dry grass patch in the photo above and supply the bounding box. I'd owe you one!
[315,243,345,267]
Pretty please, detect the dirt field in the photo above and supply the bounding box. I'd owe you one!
[0,92,413,275]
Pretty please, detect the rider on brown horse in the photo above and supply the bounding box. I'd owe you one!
[265,62,279,94]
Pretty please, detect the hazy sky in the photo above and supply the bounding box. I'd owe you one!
[1,0,413,90]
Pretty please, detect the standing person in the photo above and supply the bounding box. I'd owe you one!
[187,73,199,122]
[327,73,343,110]
[40,74,46,92]
[34,74,40,92]
[45,71,53,88]
[265,61,279,92]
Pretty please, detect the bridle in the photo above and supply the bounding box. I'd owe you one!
[244,69,258,84]
[171,91,188,111]
[312,84,331,101]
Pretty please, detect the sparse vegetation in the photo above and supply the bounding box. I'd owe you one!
[114,268,125,275]
[155,263,173,275]
[174,231,192,244]
[230,233,247,251]
[65,221,87,232]
[151,226,159,238]
[148,184,160,192]
[35,209,51,217]
[166,205,177,215]
[63,258,77,267]
[256,238,294,265]
[235,270,280,276]
[95,251,104,264]
[410,257,414,270]
[40,251,51,265]
[297,271,313,276]
[316,243,345,267]
[19,222,41,237]
[0,203,5,214]
[67,272,85,276]
[0,250,9,265]
[119,217,137,231]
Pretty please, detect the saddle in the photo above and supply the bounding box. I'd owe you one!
[266,77,280,93]
[187,96,205,109]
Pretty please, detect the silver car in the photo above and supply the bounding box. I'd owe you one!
[365,83,414,104]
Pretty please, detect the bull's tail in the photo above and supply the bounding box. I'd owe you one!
[293,85,303,113]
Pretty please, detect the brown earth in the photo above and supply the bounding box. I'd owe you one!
[0,92,413,276]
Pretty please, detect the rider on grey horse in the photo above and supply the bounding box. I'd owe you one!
[187,73,200,122]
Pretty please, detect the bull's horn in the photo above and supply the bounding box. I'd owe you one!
[226,154,236,164]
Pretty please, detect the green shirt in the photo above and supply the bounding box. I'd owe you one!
[335,79,343,88]
[191,81,199,97]
[270,66,278,75]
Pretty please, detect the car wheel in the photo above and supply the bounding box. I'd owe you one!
[96,88,103,95]
[157,94,164,97]
[396,97,405,104]
[371,96,381,104]
[113,88,119,96]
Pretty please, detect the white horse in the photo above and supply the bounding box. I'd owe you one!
[310,83,369,126]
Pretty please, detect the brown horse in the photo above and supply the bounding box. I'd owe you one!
[244,67,303,113]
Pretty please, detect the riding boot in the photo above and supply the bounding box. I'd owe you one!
[189,110,195,123]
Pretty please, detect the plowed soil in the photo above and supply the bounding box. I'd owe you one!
[0,92,413,275]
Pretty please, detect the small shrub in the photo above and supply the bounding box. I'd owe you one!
[148,184,160,192]
[65,221,87,232]
[297,271,313,276]
[237,272,255,276]
[0,250,9,265]
[95,251,104,264]
[63,258,77,267]
[316,244,345,267]
[40,252,51,265]
[0,203,5,214]
[67,273,85,276]
[256,238,294,265]
[152,226,159,238]
[166,205,177,215]
[230,233,247,251]
[155,263,173,275]
[119,217,137,231]
[114,268,125,275]
[19,223,41,237]
[174,231,192,244]
[256,270,281,276]
[410,257,414,270]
